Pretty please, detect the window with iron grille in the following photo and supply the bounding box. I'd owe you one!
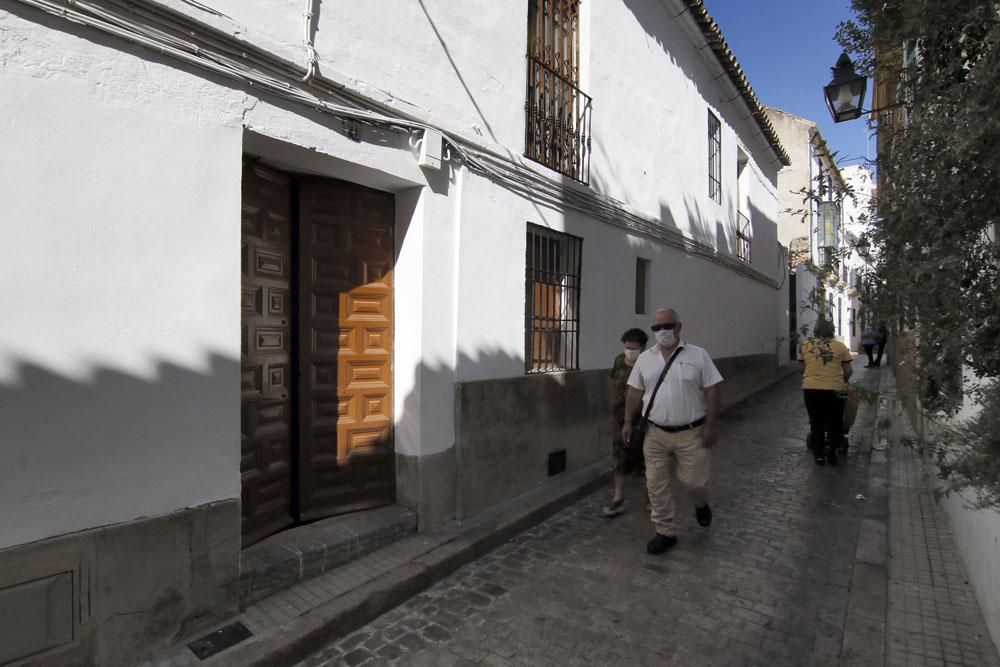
[818,246,834,268]
[708,111,722,203]
[525,0,592,183]
[525,224,582,373]
[736,211,752,263]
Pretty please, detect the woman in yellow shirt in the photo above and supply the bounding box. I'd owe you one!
[799,319,853,466]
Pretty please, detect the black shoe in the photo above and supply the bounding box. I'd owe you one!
[814,453,826,465]
[695,503,713,527]
[825,446,839,466]
[647,534,678,554]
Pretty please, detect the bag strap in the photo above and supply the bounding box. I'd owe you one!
[640,345,684,424]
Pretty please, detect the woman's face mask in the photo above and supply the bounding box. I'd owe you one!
[624,348,641,362]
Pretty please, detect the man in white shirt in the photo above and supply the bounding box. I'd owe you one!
[622,308,723,554]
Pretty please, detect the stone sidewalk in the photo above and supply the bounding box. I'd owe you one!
[297,360,1000,666]
[885,402,999,665]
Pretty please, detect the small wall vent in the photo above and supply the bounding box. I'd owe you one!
[547,450,567,477]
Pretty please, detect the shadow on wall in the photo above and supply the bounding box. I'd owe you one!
[0,353,243,665]
[416,0,502,147]
[0,343,613,543]
[0,353,242,548]
[620,0,767,164]
[396,346,614,528]
[749,200,781,282]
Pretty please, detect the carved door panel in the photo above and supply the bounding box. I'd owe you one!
[240,161,295,545]
[298,178,395,520]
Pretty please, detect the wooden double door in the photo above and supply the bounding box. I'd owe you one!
[240,160,395,545]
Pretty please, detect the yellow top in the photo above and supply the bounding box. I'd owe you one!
[800,338,852,391]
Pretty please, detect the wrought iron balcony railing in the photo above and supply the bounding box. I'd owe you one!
[737,211,752,263]
[525,55,592,184]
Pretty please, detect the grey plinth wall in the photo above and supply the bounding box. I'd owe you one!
[442,354,779,524]
[394,353,782,531]
[0,500,240,666]
[453,369,613,520]
[713,353,781,410]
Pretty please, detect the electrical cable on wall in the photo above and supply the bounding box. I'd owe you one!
[13,0,781,289]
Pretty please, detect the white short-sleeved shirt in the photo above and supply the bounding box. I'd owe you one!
[626,341,723,426]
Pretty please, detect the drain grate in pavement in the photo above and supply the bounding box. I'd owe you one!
[187,621,253,660]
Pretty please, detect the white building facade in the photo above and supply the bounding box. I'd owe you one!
[0,1,789,662]
[765,107,864,356]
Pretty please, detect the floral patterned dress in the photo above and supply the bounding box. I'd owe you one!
[610,353,645,476]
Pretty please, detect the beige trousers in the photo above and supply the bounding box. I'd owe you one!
[644,423,711,536]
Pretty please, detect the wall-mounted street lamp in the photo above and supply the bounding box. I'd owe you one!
[824,52,908,123]
[824,53,868,122]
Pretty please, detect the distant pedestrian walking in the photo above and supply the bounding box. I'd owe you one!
[874,324,888,367]
[861,327,877,367]
[799,319,853,466]
[622,308,722,554]
[603,328,649,518]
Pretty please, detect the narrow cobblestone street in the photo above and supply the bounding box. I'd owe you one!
[298,361,886,665]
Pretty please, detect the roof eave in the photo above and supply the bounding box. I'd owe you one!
[679,0,792,167]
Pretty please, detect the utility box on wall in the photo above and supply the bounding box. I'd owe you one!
[0,571,76,664]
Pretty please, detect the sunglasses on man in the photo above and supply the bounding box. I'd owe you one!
[651,323,678,331]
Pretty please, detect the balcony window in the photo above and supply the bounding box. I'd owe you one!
[737,212,752,263]
[526,0,592,183]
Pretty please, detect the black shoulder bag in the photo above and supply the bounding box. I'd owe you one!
[628,346,683,450]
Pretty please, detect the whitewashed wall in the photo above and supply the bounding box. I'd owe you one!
[589,1,780,246]
[453,173,781,385]
[0,4,447,545]
[1,0,785,545]
[767,108,815,247]
[935,387,1000,652]
[144,0,782,261]
[0,9,244,548]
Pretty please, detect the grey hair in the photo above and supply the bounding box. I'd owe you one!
[653,307,681,323]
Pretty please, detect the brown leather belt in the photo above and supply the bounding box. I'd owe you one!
[650,416,706,433]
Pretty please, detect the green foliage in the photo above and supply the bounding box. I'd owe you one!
[837,0,1000,506]
[932,383,1000,509]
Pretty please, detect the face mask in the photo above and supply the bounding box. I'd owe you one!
[655,329,675,347]
[624,348,641,362]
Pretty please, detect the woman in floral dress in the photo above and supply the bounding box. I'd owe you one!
[603,327,649,517]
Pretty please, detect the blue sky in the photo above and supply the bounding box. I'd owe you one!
[705,0,874,168]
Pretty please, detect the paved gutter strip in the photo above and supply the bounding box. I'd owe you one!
[838,367,890,665]
[146,461,610,666]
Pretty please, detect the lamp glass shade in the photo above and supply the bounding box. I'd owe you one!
[824,53,868,123]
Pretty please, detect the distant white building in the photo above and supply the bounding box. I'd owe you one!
[840,164,875,240]
[840,164,876,335]
[765,107,864,354]
[0,1,789,662]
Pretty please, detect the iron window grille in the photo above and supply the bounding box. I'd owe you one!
[736,211,752,263]
[525,224,582,373]
[818,246,835,269]
[708,111,722,203]
[525,0,592,183]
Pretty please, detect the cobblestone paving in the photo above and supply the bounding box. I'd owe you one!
[300,364,880,666]
[887,445,1000,666]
